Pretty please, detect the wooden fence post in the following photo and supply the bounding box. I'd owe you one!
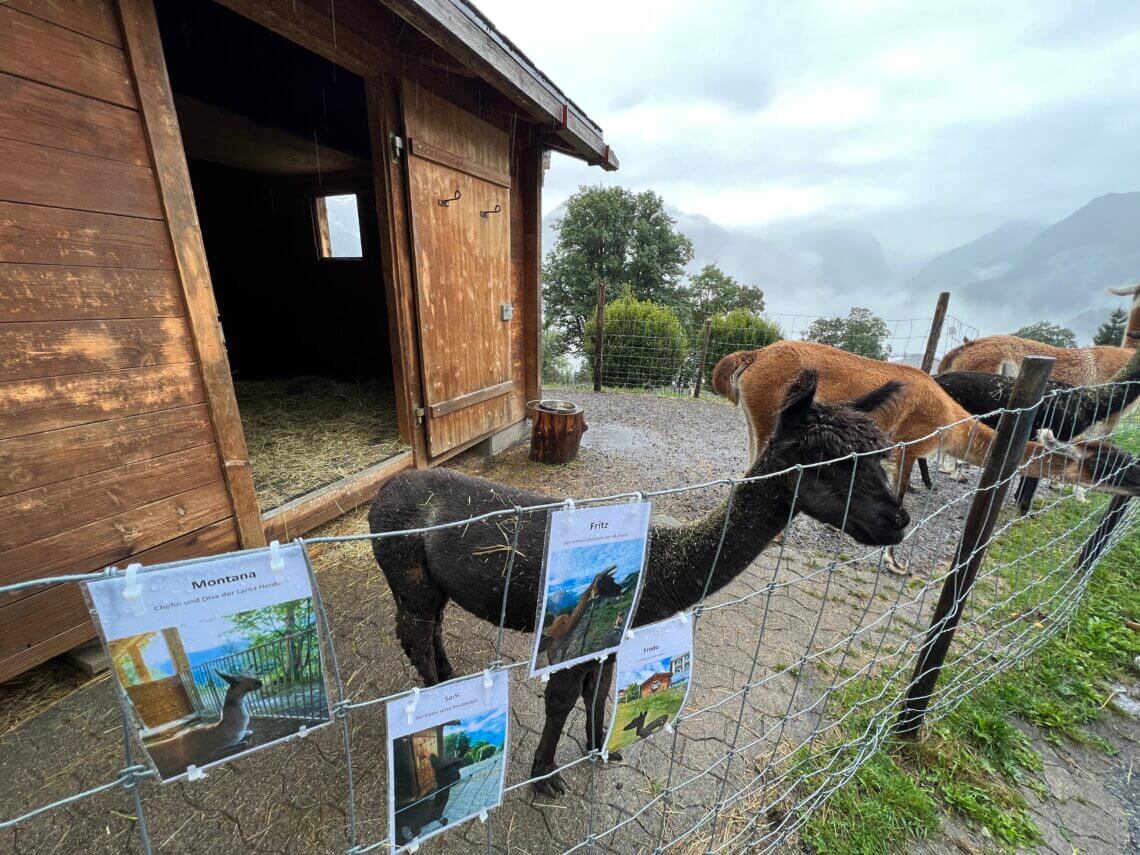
[896,355,1054,737]
[593,279,605,392]
[1074,495,1132,574]
[916,292,951,488]
[693,319,712,398]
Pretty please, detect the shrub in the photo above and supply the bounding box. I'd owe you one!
[701,309,782,387]
[542,327,575,384]
[585,294,688,387]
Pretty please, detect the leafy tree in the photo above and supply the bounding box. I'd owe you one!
[1014,321,1078,348]
[224,598,315,681]
[444,731,471,761]
[803,307,892,360]
[1093,307,1128,346]
[541,327,574,384]
[683,264,765,329]
[585,293,688,387]
[624,683,642,703]
[701,310,782,388]
[544,186,693,350]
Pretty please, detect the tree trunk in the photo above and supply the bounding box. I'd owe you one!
[529,401,587,465]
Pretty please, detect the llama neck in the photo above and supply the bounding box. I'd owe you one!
[219,688,250,729]
[955,424,1077,481]
[636,462,795,622]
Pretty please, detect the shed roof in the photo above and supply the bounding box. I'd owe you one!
[383,0,618,170]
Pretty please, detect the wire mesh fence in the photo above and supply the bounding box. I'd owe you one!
[545,291,979,398]
[1,371,1137,854]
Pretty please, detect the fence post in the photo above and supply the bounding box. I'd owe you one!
[916,292,950,488]
[896,355,1054,737]
[693,318,712,398]
[1074,494,1132,574]
[592,279,605,392]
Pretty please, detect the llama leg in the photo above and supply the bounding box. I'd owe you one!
[917,458,933,490]
[581,658,620,761]
[882,450,910,576]
[394,578,446,685]
[531,669,582,797]
[431,602,455,683]
[1014,476,1039,516]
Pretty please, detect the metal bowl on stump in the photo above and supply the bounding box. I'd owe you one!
[528,400,587,464]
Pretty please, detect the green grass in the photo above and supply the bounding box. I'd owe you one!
[606,685,687,752]
[798,489,1139,853]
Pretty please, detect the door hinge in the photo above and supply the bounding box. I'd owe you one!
[390,134,404,162]
[414,405,425,425]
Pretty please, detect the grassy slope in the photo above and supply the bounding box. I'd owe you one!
[800,489,1139,853]
[607,685,687,752]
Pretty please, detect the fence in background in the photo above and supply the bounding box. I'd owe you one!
[1,365,1138,854]
[547,290,978,397]
[179,627,327,722]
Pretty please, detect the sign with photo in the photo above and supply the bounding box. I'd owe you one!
[82,542,332,783]
[604,613,694,755]
[530,500,651,678]
[386,671,509,851]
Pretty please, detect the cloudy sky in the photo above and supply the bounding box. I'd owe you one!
[479,0,1140,267]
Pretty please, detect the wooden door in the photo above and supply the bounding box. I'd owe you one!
[402,82,513,457]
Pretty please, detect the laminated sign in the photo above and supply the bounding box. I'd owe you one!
[604,613,694,755]
[82,542,333,783]
[530,500,651,678]
[386,671,509,851]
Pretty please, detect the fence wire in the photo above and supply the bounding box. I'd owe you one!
[546,300,979,396]
[1,377,1136,854]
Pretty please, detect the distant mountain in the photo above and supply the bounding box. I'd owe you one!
[543,204,891,312]
[906,219,1044,294]
[916,193,1140,337]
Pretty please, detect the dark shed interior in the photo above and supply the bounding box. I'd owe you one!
[156,0,406,509]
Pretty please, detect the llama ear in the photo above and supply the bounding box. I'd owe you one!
[216,670,238,686]
[775,370,818,435]
[1129,330,1140,340]
[847,381,903,416]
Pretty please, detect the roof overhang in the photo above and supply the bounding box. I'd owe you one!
[381,0,618,170]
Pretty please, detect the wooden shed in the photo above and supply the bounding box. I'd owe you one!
[0,0,616,681]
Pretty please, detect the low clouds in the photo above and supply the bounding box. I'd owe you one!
[481,0,1140,326]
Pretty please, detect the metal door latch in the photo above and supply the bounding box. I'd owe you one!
[501,303,514,321]
[414,405,425,425]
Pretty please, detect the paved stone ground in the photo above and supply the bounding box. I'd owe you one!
[0,392,1134,854]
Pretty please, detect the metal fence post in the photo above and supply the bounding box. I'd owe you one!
[896,355,1054,737]
[916,291,950,488]
[693,319,712,398]
[593,279,606,392]
[1074,494,1132,574]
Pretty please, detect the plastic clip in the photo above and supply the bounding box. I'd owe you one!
[122,563,144,616]
[624,627,636,641]
[407,838,421,853]
[269,539,285,571]
[541,671,550,684]
[405,687,420,725]
[186,764,205,782]
[482,669,495,708]
[631,491,646,504]
[677,611,690,625]
[562,497,575,512]
[478,808,489,824]
[296,725,309,739]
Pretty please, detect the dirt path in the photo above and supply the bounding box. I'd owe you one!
[0,392,1133,853]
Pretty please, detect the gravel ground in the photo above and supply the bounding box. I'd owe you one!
[0,391,1127,854]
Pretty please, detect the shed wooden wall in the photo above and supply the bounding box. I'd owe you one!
[0,0,242,681]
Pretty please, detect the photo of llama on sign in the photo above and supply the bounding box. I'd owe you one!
[386,670,509,851]
[605,613,694,754]
[82,542,332,782]
[530,501,651,678]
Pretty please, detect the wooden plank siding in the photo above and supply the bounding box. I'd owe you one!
[0,0,242,682]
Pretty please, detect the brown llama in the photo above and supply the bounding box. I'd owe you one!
[537,565,622,665]
[1108,282,1140,349]
[937,335,1131,384]
[713,341,1140,573]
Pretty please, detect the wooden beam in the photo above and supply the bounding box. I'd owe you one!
[262,451,413,541]
[408,138,511,188]
[366,75,429,467]
[428,380,513,418]
[520,130,543,406]
[116,0,266,548]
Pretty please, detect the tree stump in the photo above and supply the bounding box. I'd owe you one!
[529,400,587,465]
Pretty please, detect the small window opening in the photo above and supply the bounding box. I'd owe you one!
[314,193,363,258]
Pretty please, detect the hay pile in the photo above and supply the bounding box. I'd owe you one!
[235,378,407,509]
